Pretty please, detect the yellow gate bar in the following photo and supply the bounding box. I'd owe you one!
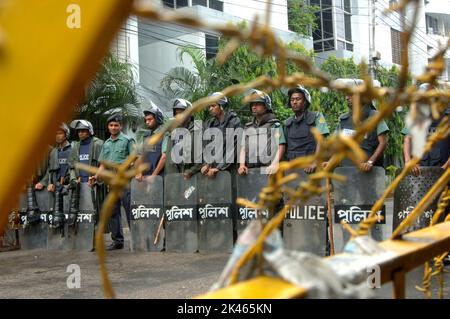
[0,0,132,229]
[198,222,450,299]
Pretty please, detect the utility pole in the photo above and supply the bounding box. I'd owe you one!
[369,0,377,79]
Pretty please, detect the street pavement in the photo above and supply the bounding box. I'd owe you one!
[2,198,450,299]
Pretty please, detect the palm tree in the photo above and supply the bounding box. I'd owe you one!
[160,46,217,103]
[76,54,141,137]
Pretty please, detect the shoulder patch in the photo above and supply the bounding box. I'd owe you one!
[272,122,281,128]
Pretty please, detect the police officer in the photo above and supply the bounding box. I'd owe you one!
[335,80,389,171]
[402,83,450,176]
[238,89,286,175]
[135,107,168,180]
[164,98,202,179]
[45,123,73,228]
[67,120,104,226]
[284,85,329,173]
[201,92,242,178]
[93,114,135,250]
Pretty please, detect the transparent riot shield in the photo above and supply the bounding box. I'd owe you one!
[164,173,198,252]
[235,168,270,237]
[19,189,50,250]
[66,183,96,251]
[283,168,328,256]
[333,167,388,253]
[197,171,233,253]
[393,167,444,234]
[130,176,164,252]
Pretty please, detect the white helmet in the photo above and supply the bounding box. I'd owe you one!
[70,119,94,136]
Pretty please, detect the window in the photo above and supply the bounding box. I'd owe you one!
[426,15,439,34]
[312,0,352,53]
[391,28,402,64]
[162,0,174,8]
[322,10,333,38]
[192,0,207,6]
[322,0,332,9]
[314,42,323,52]
[176,0,188,8]
[162,0,223,11]
[323,39,334,51]
[209,0,224,11]
[205,34,219,59]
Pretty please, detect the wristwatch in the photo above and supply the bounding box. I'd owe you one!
[367,160,374,165]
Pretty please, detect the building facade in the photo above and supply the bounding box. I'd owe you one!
[312,0,449,82]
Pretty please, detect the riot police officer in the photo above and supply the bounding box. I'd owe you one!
[94,114,135,250]
[284,85,329,173]
[164,98,202,179]
[402,83,450,176]
[335,79,389,171]
[135,106,168,180]
[238,89,286,175]
[201,92,242,178]
[46,123,73,229]
[67,120,104,226]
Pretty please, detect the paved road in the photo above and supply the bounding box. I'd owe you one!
[2,198,450,299]
[1,235,450,299]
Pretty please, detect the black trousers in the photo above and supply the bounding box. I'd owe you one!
[109,189,131,245]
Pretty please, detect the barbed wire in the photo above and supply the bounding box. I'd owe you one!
[76,0,450,298]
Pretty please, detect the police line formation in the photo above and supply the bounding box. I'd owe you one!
[14,81,450,254]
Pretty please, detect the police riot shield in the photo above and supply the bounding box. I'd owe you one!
[66,183,96,251]
[282,169,328,256]
[129,177,164,252]
[18,189,50,250]
[197,171,233,253]
[393,167,444,235]
[47,190,69,250]
[164,173,198,252]
[333,167,388,253]
[235,168,270,237]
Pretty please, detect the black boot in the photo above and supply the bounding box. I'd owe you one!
[26,186,40,226]
[51,187,65,229]
[67,183,80,226]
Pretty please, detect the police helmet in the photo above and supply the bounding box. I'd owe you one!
[246,89,272,112]
[58,123,70,139]
[70,119,94,136]
[143,107,164,125]
[287,85,311,108]
[172,98,192,116]
[209,92,228,108]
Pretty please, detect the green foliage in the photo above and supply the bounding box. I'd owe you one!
[376,65,406,166]
[315,56,361,133]
[159,33,406,165]
[287,0,319,36]
[76,54,140,123]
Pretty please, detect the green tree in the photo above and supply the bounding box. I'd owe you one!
[376,65,406,167]
[76,54,140,128]
[287,0,319,36]
[317,56,406,166]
